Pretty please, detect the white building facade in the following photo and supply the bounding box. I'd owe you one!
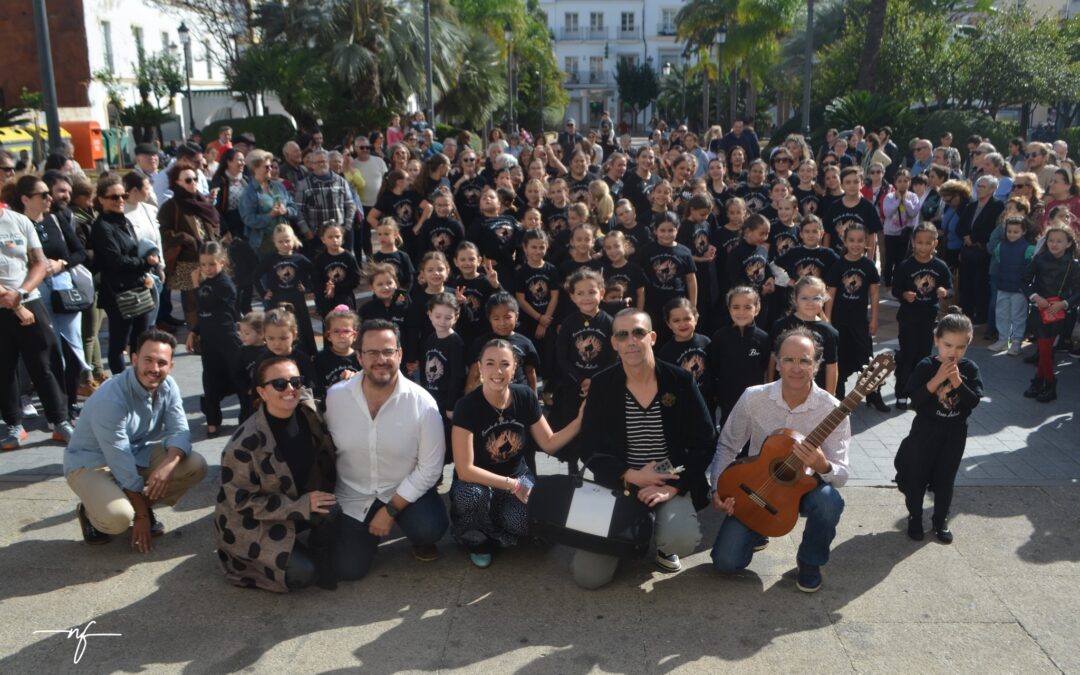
[539,0,689,131]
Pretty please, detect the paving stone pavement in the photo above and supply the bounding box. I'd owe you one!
[0,293,1077,673]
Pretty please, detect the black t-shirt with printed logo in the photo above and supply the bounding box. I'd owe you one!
[776,245,840,282]
[602,261,648,305]
[422,332,466,417]
[454,176,486,228]
[555,310,615,385]
[467,215,522,291]
[892,255,953,321]
[657,333,713,400]
[612,221,653,260]
[374,190,422,230]
[257,252,313,298]
[452,384,542,476]
[793,186,821,217]
[726,241,773,291]
[624,171,660,224]
[372,249,415,290]
[359,289,410,334]
[448,273,498,347]
[312,349,362,399]
[736,182,771,214]
[515,262,562,319]
[312,249,362,315]
[540,203,570,239]
[823,197,883,255]
[567,173,599,204]
[825,254,880,325]
[417,216,465,257]
[768,222,800,261]
[636,241,697,302]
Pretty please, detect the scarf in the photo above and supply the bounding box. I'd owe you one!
[169,184,220,227]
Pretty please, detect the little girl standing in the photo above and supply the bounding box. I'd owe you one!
[313,306,362,399]
[658,297,714,422]
[358,262,411,335]
[372,217,415,290]
[708,287,770,426]
[894,309,982,543]
[256,223,316,356]
[1023,224,1079,402]
[313,222,362,317]
[187,242,241,436]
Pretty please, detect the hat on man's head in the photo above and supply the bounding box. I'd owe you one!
[235,133,257,146]
[134,143,158,156]
[566,118,576,126]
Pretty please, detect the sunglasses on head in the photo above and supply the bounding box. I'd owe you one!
[262,376,305,391]
[612,327,650,341]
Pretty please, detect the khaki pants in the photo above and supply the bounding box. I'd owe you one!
[66,445,208,535]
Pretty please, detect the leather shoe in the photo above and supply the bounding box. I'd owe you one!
[77,504,112,545]
[148,508,165,537]
[907,516,925,541]
[933,524,953,544]
[866,391,890,412]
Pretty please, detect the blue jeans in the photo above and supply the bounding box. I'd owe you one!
[986,278,998,336]
[995,290,1028,343]
[333,488,448,581]
[711,483,844,572]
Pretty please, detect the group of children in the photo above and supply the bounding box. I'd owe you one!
[177,142,1080,548]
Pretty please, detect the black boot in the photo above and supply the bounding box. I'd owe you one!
[866,391,890,412]
[907,516,925,541]
[1023,377,1045,398]
[1036,378,1057,403]
[76,504,112,545]
[933,518,953,544]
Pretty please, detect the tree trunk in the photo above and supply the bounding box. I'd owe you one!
[746,67,757,120]
[1020,102,1031,137]
[856,0,888,92]
[730,66,738,123]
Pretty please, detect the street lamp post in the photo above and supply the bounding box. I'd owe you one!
[178,22,194,137]
[504,23,514,132]
[716,24,727,129]
[701,50,709,131]
[537,69,544,137]
[662,62,672,125]
[802,0,815,140]
[680,51,689,124]
[423,0,435,126]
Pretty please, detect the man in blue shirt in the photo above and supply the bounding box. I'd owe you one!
[64,329,206,551]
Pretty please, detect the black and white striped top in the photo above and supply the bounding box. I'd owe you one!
[624,390,668,468]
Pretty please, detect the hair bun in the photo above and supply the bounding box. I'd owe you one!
[278,302,295,314]
[946,305,963,315]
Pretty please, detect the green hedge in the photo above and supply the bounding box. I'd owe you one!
[202,115,296,156]
[917,110,1017,154]
[1058,127,1080,154]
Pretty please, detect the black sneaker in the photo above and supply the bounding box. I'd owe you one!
[752,536,770,552]
[148,508,165,537]
[76,504,111,545]
[1023,377,1045,398]
[894,398,909,410]
[933,523,953,544]
[907,516,925,541]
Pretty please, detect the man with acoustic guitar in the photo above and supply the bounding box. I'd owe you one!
[708,327,851,593]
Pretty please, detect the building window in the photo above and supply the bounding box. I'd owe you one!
[590,12,604,31]
[564,12,579,33]
[618,54,639,69]
[660,9,677,35]
[589,55,605,82]
[101,21,115,71]
[204,42,213,78]
[565,56,579,82]
[132,26,145,67]
[621,13,635,32]
[161,31,170,51]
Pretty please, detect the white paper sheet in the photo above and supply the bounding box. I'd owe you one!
[566,482,617,538]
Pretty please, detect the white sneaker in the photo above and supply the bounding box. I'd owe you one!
[655,549,682,572]
[20,396,37,418]
[1007,342,1021,356]
[987,339,1008,352]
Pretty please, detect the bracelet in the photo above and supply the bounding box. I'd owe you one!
[133,513,148,521]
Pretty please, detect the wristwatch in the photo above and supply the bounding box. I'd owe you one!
[384,502,401,519]
[17,288,29,304]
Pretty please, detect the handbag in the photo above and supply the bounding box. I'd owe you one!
[114,283,155,319]
[1038,260,1072,325]
[527,456,655,558]
[50,265,95,314]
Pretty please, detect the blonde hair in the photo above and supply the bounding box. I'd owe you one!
[376,217,404,248]
[589,179,614,228]
[272,223,302,251]
[264,305,298,335]
[238,310,265,334]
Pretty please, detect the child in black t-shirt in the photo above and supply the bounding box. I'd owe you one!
[769,194,801,262]
[658,297,714,422]
[768,275,839,395]
[256,224,317,356]
[557,222,604,281]
[611,198,652,259]
[313,306,362,400]
[708,286,770,426]
[714,197,747,299]
[187,242,241,436]
[553,269,615,439]
[465,292,540,393]
[823,166,883,257]
[776,215,841,285]
[372,217,415,290]
[421,292,466,461]
[602,231,647,309]
[825,223,884,408]
[638,211,697,343]
[414,190,465,259]
[514,230,561,378]
[678,194,720,335]
[233,311,266,423]
[404,251,455,374]
[467,186,521,292]
[358,262,410,336]
[726,214,776,328]
[450,241,501,348]
[312,222,362,317]
[892,223,953,409]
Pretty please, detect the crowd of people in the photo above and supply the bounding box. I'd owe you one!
[1,109,1077,593]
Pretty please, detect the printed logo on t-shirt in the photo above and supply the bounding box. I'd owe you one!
[774,232,797,258]
[935,381,961,416]
[430,230,454,252]
[744,192,768,214]
[527,277,549,304]
[795,260,824,279]
[276,264,297,286]
[744,259,767,285]
[393,199,415,227]
[326,263,348,284]
[652,257,678,285]
[692,229,711,257]
[840,270,864,298]
[677,349,708,383]
[424,351,446,386]
[914,272,938,298]
[483,421,526,462]
[575,333,604,365]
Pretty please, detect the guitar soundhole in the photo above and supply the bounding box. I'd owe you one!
[770,459,798,484]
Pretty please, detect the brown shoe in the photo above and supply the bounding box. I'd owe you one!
[77,381,99,399]
[94,372,111,385]
[412,544,439,562]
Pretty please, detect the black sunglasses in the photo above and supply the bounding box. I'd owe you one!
[262,376,305,391]
[180,177,197,185]
[612,327,651,341]
[0,165,15,173]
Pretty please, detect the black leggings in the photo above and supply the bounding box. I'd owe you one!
[882,233,909,286]
[286,505,342,590]
[50,336,83,409]
[0,300,68,426]
[103,301,152,374]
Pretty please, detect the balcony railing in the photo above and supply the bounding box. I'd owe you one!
[587,27,608,40]
[618,27,641,40]
[657,24,677,36]
[559,26,609,41]
[588,71,612,84]
[562,71,614,86]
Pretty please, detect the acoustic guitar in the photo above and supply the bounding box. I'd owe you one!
[716,353,895,537]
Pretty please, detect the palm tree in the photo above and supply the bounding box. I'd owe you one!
[436,29,507,129]
[856,0,887,91]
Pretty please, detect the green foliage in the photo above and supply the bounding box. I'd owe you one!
[615,61,660,127]
[917,110,1017,154]
[436,29,506,130]
[203,116,297,155]
[20,88,43,111]
[0,104,31,127]
[1059,128,1080,156]
[825,91,915,137]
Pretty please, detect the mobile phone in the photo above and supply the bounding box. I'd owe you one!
[653,459,684,475]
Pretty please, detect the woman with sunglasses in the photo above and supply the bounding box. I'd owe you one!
[861,161,893,223]
[0,176,77,448]
[768,148,795,184]
[158,164,221,334]
[216,355,341,592]
[1011,172,1045,229]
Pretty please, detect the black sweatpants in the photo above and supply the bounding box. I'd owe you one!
[0,300,68,426]
[895,313,934,399]
[895,421,968,526]
[835,318,872,398]
[199,335,240,427]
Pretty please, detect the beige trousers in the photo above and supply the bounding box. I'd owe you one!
[66,444,208,534]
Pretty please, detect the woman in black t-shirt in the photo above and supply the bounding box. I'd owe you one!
[451,339,583,569]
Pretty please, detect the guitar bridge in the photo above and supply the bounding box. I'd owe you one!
[739,484,778,515]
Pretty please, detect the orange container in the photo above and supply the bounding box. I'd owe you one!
[62,121,105,168]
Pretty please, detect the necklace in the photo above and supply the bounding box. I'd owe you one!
[487,392,511,424]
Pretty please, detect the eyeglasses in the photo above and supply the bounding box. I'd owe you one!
[262,376,305,391]
[0,165,15,174]
[774,157,792,163]
[612,327,651,341]
[356,146,371,151]
[462,157,476,163]
[361,348,400,359]
[28,191,52,199]
[797,295,826,303]
[100,193,128,201]
[779,356,816,369]
[180,177,197,185]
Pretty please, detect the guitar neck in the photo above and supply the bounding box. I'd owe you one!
[805,389,863,449]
